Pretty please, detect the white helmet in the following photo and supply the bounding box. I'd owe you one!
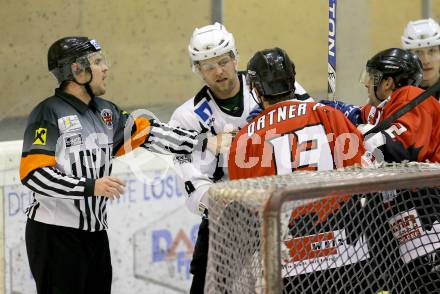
[188,22,238,71]
[401,18,440,49]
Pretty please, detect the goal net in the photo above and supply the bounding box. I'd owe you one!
[205,163,440,294]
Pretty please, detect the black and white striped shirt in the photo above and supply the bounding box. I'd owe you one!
[20,89,198,231]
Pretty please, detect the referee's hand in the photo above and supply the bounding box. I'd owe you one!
[94,176,126,199]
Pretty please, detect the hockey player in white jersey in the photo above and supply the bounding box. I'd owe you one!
[169,22,310,293]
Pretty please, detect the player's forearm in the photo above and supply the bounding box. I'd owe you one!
[21,167,95,200]
[143,120,200,155]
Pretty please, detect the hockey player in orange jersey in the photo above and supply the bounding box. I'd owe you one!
[321,48,440,164]
[359,48,440,164]
[229,49,368,180]
[322,48,440,293]
[359,48,440,293]
[227,48,376,293]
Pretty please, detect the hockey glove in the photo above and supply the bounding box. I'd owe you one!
[319,100,363,125]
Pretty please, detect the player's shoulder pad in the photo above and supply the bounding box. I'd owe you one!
[170,99,203,130]
[387,85,422,110]
[194,85,212,105]
[402,85,425,101]
[190,86,218,127]
[27,95,61,125]
[311,101,337,112]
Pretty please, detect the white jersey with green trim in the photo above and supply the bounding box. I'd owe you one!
[169,73,311,215]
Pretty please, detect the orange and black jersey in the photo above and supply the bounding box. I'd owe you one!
[20,88,198,231]
[227,100,372,287]
[229,100,367,180]
[361,85,440,163]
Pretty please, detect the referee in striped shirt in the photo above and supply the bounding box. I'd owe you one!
[20,36,201,294]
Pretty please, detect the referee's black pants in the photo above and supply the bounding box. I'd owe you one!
[25,218,112,294]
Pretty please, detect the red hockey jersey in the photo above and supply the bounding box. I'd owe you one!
[227,100,371,281]
[229,100,367,180]
[360,85,440,163]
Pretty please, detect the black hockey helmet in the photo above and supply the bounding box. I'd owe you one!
[47,36,102,84]
[246,47,296,97]
[363,48,423,88]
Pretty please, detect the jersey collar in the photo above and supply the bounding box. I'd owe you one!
[286,96,315,103]
[377,95,391,109]
[55,88,89,113]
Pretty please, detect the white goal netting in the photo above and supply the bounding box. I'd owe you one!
[206,163,440,294]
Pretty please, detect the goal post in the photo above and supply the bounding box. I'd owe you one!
[206,163,440,293]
